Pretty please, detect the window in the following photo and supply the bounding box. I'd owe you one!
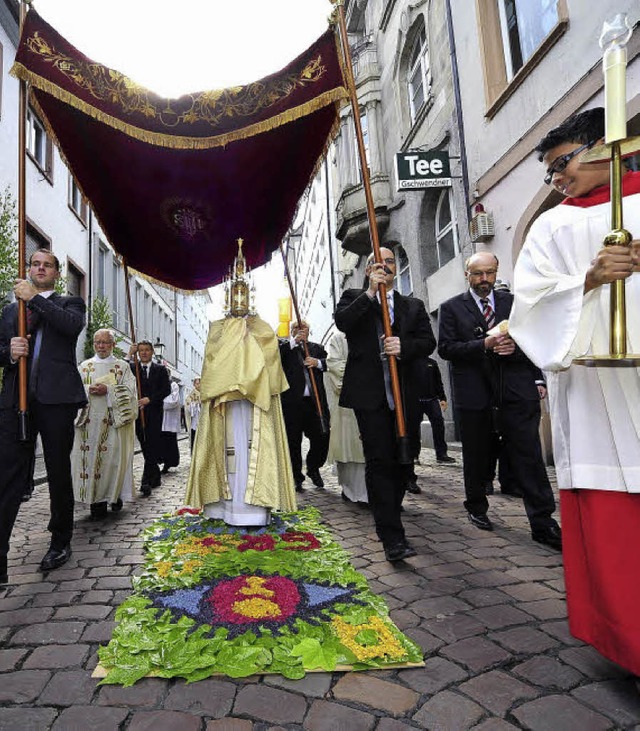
[0,43,3,120]
[352,110,369,182]
[407,27,431,124]
[477,0,568,115]
[394,246,413,296]
[26,223,50,265]
[498,0,559,80]
[96,245,107,298]
[112,261,120,329]
[26,108,53,178]
[69,175,87,224]
[434,190,458,269]
[66,261,84,298]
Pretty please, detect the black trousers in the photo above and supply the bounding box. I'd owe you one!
[283,396,329,485]
[458,401,557,532]
[135,417,161,486]
[355,406,411,547]
[0,400,79,559]
[409,398,448,462]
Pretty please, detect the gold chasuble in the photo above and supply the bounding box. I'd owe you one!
[185,315,296,513]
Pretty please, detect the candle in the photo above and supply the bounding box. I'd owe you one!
[600,14,632,144]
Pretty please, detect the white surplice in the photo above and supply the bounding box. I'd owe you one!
[509,196,640,493]
[72,355,138,505]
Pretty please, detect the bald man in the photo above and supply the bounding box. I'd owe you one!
[438,252,560,549]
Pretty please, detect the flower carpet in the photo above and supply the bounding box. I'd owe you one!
[94,507,424,685]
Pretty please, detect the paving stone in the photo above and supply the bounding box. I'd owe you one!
[22,643,91,669]
[9,621,86,646]
[37,668,99,705]
[408,596,472,619]
[304,699,375,731]
[472,720,520,730]
[97,678,167,709]
[560,646,632,680]
[539,620,584,647]
[0,595,30,610]
[518,598,567,620]
[510,694,612,731]
[332,674,419,715]
[0,707,58,730]
[403,626,445,654]
[512,655,583,690]
[233,684,306,724]
[572,679,640,727]
[81,590,114,604]
[376,719,417,731]
[93,576,132,590]
[489,627,558,654]
[471,603,534,629]
[164,677,236,716]
[205,720,253,731]
[500,582,562,602]
[0,607,53,626]
[422,614,486,642]
[440,637,512,673]
[51,705,129,730]
[400,656,468,694]
[265,671,332,697]
[0,670,51,703]
[0,648,28,672]
[80,620,117,643]
[458,669,539,715]
[457,588,511,608]
[31,591,81,607]
[413,689,485,729]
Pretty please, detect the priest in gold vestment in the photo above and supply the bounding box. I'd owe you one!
[185,241,296,525]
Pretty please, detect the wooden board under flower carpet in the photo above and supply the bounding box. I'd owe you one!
[93,507,424,685]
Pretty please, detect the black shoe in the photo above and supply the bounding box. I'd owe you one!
[89,502,108,520]
[307,470,324,488]
[482,481,494,496]
[21,487,34,502]
[160,465,170,475]
[295,483,304,493]
[532,525,562,551]
[111,498,123,512]
[405,481,422,495]
[151,475,162,489]
[468,513,494,531]
[0,556,7,586]
[384,542,418,562]
[140,484,152,497]
[436,455,456,463]
[39,545,72,572]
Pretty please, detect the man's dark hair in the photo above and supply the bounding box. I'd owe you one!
[29,248,60,271]
[535,107,605,161]
[138,339,154,350]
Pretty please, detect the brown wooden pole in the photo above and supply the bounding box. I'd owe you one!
[16,0,30,441]
[279,242,329,435]
[123,260,145,431]
[334,0,410,459]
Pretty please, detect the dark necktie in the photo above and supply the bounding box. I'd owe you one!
[141,364,149,381]
[480,298,495,329]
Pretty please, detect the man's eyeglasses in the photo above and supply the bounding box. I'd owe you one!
[544,141,596,185]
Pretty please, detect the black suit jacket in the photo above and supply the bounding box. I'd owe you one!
[130,360,171,420]
[438,289,543,410]
[0,293,86,408]
[335,288,436,411]
[278,339,328,414]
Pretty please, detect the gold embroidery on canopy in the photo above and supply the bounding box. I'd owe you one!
[25,31,329,129]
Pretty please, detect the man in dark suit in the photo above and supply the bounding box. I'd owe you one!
[0,249,86,584]
[279,320,330,492]
[335,247,436,562]
[406,356,455,492]
[438,251,560,549]
[128,340,171,496]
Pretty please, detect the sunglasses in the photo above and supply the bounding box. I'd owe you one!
[544,141,597,185]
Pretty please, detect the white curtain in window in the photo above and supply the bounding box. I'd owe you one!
[514,0,559,63]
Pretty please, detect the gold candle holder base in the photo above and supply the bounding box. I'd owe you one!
[574,354,640,367]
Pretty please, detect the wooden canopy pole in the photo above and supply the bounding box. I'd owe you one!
[122,260,145,431]
[279,242,329,435]
[333,0,411,462]
[16,0,31,441]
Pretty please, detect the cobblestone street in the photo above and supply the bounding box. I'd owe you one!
[1,436,639,730]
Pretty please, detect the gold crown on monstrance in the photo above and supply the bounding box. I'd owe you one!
[223,238,256,317]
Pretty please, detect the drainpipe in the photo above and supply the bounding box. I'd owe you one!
[445,0,472,227]
[324,158,338,311]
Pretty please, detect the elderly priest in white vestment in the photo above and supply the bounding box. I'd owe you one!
[72,329,138,519]
[185,241,296,525]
